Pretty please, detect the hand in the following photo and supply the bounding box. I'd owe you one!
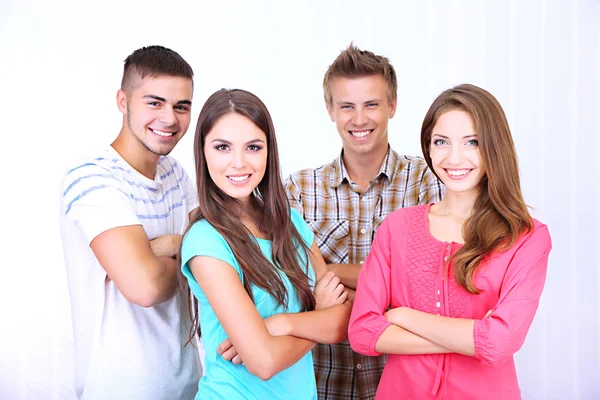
[314,271,348,310]
[217,338,244,365]
[149,234,183,258]
[264,314,290,336]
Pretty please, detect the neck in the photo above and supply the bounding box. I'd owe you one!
[435,189,479,220]
[112,128,160,180]
[342,145,388,189]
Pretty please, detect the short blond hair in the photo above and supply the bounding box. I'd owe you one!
[323,43,397,107]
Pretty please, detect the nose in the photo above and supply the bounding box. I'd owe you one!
[232,149,245,169]
[447,144,464,165]
[159,107,177,126]
[351,107,368,127]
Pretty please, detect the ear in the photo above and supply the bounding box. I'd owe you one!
[389,99,397,119]
[116,89,128,115]
[326,102,335,122]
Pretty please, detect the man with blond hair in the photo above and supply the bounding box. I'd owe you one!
[285,44,444,399]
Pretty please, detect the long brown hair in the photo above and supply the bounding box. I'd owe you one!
[421,84,533,294]
[184,89,315,340]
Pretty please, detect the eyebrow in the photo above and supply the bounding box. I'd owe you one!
[432,133,478,140]
[335,98,381,106]
[144,95,192,106]
[210,138,266,145]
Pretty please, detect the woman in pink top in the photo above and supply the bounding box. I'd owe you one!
[348,84,552,400]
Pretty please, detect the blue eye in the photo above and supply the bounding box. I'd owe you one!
[466,139,479,146]
[433,139,447,146]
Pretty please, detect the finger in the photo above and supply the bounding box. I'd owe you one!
[232,354,243,365]
[333,283,345,296]
[316,271,335,288]
[221,347,238,361]
[337,290,348,304]
[326,275,341,289]
[217,338,232,355]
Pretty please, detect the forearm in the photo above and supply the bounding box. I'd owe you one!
[265,335,316,376]
[278,304,351,344]
[150,234,182,258]
[145,256,180,304]
[390,307,475,356]
[375,324,453,355]
[328,263,362,289]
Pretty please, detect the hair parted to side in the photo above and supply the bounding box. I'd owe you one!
[323,42,397,107]
[121,45,194,94]
[183,88,316,341]
[420,83,533,294]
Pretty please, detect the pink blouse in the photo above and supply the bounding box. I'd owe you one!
[348,204,552,400]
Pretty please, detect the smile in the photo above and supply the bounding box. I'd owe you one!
[444,168,473,180]
[150,128,176,137]
[227,174,251,185]
[349,129,373,138]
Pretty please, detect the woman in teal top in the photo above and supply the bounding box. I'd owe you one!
[181,89,352,400]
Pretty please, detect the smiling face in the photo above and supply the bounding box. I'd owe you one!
[203,112,268,205]
[429,109,486,196]
[326,75,396,160]
[117,75,193,158]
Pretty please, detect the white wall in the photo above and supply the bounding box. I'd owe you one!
[1,0,598,399]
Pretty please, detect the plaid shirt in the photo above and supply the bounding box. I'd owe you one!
[285,147,444,400]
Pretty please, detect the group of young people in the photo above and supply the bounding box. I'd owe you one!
[59,44,552,400]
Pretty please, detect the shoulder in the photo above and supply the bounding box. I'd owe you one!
[385,204,429,226]
[61,149,130,201]
[518,219,552,253]
[286,159,337,187]
[184,218,223,245]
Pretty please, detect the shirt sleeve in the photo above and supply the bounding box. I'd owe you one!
[348,218,393,356]
[284,174,304,214]
[180,220,241,294]
[61,165,141,244]
[418,163,445,205]
[473,224,552,367]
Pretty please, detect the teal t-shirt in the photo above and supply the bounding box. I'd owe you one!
[181,208,317,400]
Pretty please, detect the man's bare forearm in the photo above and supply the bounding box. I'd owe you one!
[327,263,362,289]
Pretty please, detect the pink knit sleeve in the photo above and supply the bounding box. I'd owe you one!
[348,218,393,356]
[473,223,552,367]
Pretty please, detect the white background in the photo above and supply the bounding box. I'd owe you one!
[1,0,598,399]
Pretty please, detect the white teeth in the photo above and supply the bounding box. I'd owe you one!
[228,175,249,182]
[447,169,471,176]
[153,129,175,137]
[350,130,371,138]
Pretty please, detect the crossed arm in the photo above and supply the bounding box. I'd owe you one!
[193,240,351,380]
[90,209,196,308]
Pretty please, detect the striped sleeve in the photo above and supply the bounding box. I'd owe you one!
[61,163,140,244]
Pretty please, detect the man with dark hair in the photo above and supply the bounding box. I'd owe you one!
[59,45,200,400]
[285,43,445,399]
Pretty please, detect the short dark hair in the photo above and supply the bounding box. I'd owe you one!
[121,45,193,94]
[323,42,397,107]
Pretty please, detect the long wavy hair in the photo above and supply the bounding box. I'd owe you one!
[184,89,315,340]
[421,84,533,294]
